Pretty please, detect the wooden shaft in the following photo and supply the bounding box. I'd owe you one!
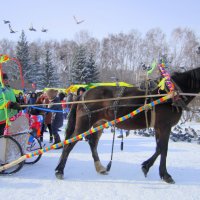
[0,155,26,172]
[20,92,200,107]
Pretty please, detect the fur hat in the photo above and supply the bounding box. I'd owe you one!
[46,89,58,100]
[77,87,86,95]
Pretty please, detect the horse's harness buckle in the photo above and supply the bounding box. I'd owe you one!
[143,104,152,111]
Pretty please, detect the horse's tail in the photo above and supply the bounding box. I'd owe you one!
[65,96,80,138]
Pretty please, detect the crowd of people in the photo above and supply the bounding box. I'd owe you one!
[0,72,86,146]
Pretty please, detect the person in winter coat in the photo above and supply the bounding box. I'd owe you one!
[16,92,25,105]
[59,92,67,119]
[0,73,21,136]
[28,92,37,105]
[36,93,53,143]
[46,89,63,146]
[66,91,74,110]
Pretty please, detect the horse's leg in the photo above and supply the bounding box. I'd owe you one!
[158,126,175,184]
[55,141,78,180]
[55,115,89,180]
[87,130,107,174]
[142,125,174,183]
[141,130,161,177]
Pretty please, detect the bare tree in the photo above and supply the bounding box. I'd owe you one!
[170,28,199,71]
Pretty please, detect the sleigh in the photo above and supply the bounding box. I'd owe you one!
[0,112,42,174]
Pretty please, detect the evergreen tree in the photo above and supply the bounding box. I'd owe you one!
[87,53,100,83]
[29,51,38,84]
[71,45,88,84]
[32,50,46,89]
[44,49,60,87]
[16,30,31,82]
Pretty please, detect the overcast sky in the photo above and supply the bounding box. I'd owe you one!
[1,0,200,41]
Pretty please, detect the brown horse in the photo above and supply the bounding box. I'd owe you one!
[55,67,200,184]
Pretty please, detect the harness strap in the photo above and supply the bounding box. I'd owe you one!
[82,95,92,128]
[106,86,126,171]
[112,87,126,108]
[106,108,117,171]
[144,74,149,130]
[171,78,188,111]
[150,107,156,127]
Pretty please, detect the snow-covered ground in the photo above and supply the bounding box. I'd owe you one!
[1,120,200,200]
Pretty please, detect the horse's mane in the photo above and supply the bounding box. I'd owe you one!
[172,67,200,90]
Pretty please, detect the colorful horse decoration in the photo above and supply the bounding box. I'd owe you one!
[147,58,175,93]
[158,60,175,93]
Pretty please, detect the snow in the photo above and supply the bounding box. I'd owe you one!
[1,120,200,200]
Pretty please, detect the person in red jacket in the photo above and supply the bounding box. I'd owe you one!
[59,92,67,119]
[36,93,53,143]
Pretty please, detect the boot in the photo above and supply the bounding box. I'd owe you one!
[40,136,43,142]
[53,134,62,149]
[53,134,61,144]
[49,136,53,143]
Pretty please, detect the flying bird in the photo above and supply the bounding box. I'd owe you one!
[3,20,10,24]
[73,16,84,24]
[41,27,48,32]
[8,24,17,33]
[29,24,37,31]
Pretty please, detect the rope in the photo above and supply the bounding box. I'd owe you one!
[20,92,200,108]
[30,106,70,113]
[144,73,149,130]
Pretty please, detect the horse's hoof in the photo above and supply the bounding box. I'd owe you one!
[99,170,108,175]
[55,171,64,180]
[162,175,175,184]
[95,161,107,175]
[141,165,148,177]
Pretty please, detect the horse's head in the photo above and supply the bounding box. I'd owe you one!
[192,67,200,88]
[172,67,200,93]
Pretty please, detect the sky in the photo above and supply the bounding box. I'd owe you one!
[1,121,200,200]
[1,0,200,42]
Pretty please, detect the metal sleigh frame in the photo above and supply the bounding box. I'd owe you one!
[0,112,42,175]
